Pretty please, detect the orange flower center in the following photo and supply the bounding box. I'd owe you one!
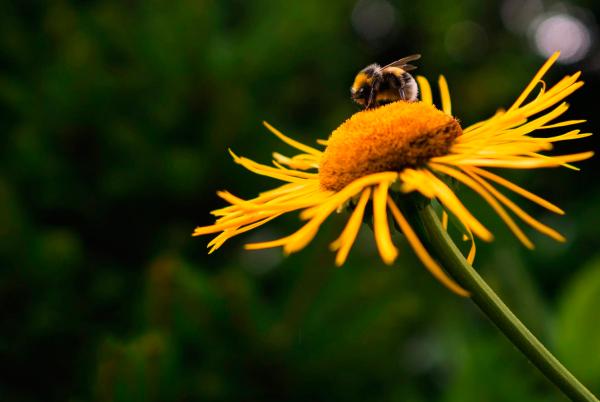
[319,101,462,191]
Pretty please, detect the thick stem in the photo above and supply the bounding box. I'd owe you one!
[403,201,598,402]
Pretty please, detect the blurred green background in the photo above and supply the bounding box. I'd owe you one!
[1,1,599,401]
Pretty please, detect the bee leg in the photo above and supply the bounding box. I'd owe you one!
[366,88,377,109]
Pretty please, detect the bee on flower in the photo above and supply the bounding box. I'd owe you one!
[350,54,421,108]
[193,52,592,297]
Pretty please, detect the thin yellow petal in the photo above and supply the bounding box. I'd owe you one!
[213,183,309,216]
[216,190,249,206]
[525,87,585,121]
[283,221,323,254]
[535,130,592,142]
[330,188,372,266]
[442,211,449,231]
[521,76,582,116]
[504,102,570,136]
[387,197,469,297]
[373,181,398,265]
[508,52,560,111]
[525,152,579,171]
[213,185,326,219]
[208,214,283,253]
[464,225,477,265]
[430,163,534,249]
[301,172,398,220]
[399,168,436,198]
[245,176,375,254]
[229,149,317,182]
[424,170,493,241]
[194,211,279,236]
[272,152,319,170]
[263,121,322,156]
[464,169,566,242]
[438,75,452,115]
[540,120,586,129]
[468,166,564,214]
[245,200,339,253]
[285,198,353,254]
[444,151,593,169]
[416,75,433,106]
[244,235,293,250]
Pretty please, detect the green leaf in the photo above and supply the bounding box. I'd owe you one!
[555,257,600,389]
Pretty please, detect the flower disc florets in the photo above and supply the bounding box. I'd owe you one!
[319,101,462,191]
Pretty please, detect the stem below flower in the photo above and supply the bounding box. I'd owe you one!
[403,200,599,402]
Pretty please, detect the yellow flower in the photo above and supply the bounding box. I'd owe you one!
[193,52,592,297]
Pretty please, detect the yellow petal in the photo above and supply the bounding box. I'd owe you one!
[263,121,322,156]
[416,75,433,106]
[330,188,372,266]
[387,196,469,297]
[373,181,398,265]
[431,163,534,249]
[438,75,452,115]
[508,52,560,112]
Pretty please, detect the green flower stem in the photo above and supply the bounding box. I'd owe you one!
[403,200,599,402]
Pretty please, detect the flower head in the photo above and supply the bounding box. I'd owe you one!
[193,52,592,297]
[320,101,461,191]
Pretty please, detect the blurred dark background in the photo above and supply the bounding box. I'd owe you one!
[1,1,600,401]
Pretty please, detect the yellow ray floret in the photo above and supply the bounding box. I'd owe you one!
[330,188,371,266]
[373,180,398,264]
[386,197,468,297]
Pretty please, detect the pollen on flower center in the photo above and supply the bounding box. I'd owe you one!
[319,101,462,191]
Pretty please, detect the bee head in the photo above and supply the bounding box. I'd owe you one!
[351,64,380,106]
[350,84,369,106]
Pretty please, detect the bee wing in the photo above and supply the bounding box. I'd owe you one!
[381,54,421,70]
[400,64,418,72]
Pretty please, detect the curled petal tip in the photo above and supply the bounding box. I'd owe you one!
[227,148,240,160]
[382,253,398,266]
[481,232,494,242]
[262,121,276,131]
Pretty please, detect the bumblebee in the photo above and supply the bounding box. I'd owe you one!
[350,54,421,109]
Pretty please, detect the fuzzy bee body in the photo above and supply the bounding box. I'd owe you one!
[351,54,421,109]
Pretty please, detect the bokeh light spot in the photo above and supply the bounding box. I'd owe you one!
[351,0,396,41]
[532,13,592,64]
[501,0,544,33]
